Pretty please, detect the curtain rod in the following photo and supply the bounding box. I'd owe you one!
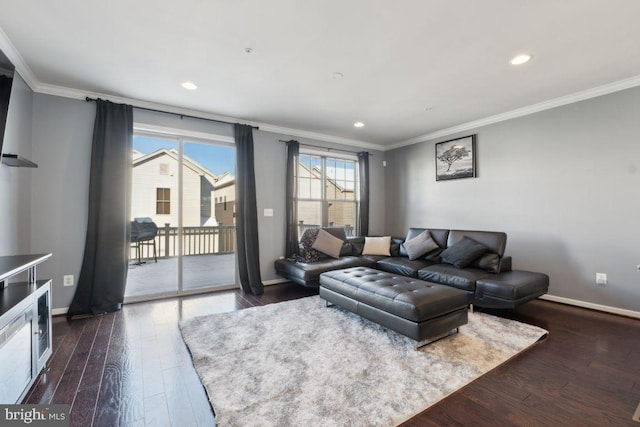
[279,140,373,156]
[85,97,259,129]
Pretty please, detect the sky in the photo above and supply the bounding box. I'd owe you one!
[133,135,235,176]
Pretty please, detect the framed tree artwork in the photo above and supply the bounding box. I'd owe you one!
[435,134,476,181]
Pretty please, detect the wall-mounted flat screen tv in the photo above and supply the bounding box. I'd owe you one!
[0,48,15,166]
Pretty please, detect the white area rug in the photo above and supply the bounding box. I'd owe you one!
[180,296,547,427]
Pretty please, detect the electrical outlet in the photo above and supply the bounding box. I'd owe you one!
[595,272,607,285]
[63,275,74,287]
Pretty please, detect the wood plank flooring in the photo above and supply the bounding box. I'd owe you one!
[24,283,640,426]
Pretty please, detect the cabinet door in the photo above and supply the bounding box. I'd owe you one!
[35,283,52,373]
[0,308,33,403]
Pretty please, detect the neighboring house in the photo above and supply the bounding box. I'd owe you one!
[130,148,235,227]
[212,172,236,226]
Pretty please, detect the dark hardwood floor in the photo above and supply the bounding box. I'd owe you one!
[25,283,640,426]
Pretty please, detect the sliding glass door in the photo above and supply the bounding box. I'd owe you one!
[182,141,236,291]
[125,133,236,301]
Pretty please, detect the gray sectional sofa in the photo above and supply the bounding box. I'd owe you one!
[274,227,549,309]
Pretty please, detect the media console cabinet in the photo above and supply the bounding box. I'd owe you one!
[0,253,52,403]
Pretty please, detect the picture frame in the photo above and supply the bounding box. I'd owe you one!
[435,134,476,181]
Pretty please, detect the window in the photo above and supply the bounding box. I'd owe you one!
[159,163,170,175]
[156,187,171,214]
[296,153,358,236]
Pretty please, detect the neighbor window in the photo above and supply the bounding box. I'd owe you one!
[159,163,170,175]
[156,187,171,214]
[296,153,358,236]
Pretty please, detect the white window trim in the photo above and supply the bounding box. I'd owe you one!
[300,147,358,161]
[134,123,234,146]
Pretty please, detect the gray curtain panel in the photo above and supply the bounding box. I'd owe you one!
[285,140,299,257]
[68,99,133,317]
[234,124,264,295]
[358,151,370,236]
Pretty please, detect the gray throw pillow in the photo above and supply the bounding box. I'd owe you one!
[312,229,344,259]
[440,236,488,268]
[472,253,501,273]
[403,230,439,260]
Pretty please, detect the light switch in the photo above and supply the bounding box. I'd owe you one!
[264,208,274,217]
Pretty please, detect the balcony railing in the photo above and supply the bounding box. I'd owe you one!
[130,225,236,261]
[298,223,354,237]
[130,223,354,262]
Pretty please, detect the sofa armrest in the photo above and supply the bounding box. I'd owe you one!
[499,256,512,272]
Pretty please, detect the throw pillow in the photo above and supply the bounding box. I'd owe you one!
[312,229,344,259]
[339,242,353,257]
[402,230,440,260]
[361,236,392,256]
[321,227,348,242]
[294,228,322,262]
[440,236,488,268]
[472,253,501,273]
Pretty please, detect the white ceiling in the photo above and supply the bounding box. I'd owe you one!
[1,0,640,150]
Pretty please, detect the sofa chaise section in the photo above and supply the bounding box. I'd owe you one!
[274,255,375,287]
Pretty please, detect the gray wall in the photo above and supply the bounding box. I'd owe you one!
[26,95,385,309]
[0,74,33,256]
[30,94,95,309]
[385,86,640,312]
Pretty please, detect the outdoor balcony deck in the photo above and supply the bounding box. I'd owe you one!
[126,253,236,298]
[126,225,236,299]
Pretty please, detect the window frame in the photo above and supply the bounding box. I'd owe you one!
[295,150,359,236]
[156,187,171,215]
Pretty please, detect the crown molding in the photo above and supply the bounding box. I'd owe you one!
[0,26,39,91]
[34,84,386,152]
[36,82,258,124]
[388,74,640,151]
[257,123,387,152]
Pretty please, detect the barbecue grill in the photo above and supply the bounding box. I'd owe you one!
[130,217,158,265]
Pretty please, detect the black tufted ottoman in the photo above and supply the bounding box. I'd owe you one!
[319,267,469,349]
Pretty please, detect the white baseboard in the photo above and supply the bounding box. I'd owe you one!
[263,278,290,286]
[52,307,68,316]
[539,294,640,319]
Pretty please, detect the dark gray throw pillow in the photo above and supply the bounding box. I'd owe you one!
[440,236,488,268]
[402,230,439,260]
[339,242,353,257]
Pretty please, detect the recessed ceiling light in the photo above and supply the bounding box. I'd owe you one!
[354,122,365,128]
[510,54,531,66]
[331,72,344,79]
[181,81,198,90]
